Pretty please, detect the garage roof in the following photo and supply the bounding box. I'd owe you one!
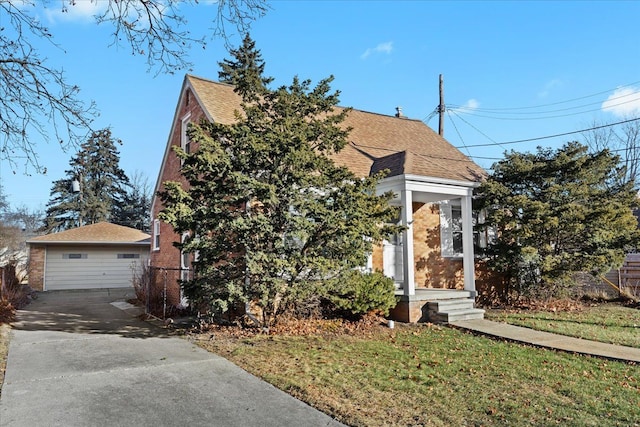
[28,222,150,245]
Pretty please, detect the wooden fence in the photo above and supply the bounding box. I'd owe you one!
[618,253,640,297]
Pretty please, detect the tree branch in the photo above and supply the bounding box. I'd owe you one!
[0,0,268,172]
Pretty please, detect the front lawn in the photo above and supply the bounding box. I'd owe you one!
[192,319,640,426]
[485,302,640,348]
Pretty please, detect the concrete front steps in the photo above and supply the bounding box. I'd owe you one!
[391,289,485,323]
[427,297,486,323]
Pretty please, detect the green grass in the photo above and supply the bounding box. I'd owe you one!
[196,322,640,426]
[485,303,640,348]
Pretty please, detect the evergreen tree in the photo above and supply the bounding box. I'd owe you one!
[43,129,130,232]
[218,33,273,100]
[160,40,401,326]
[476,141,640,299]
[111,171,152,232]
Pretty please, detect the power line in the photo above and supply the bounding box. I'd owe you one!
[449,80,640,112]
[448,109,507,150]
[456,117,640,149]
[423,108,439,124]
[469,147,640,164]
[450,92,640,117]
[446,110,470,157]
[449,96,640,121]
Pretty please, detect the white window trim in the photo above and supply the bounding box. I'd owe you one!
[440,201,462,258]
[180,232,190,271]
[180,113,192,165]
[477,208,488,249]
[440,201,492,258]
[179,232,190,308]
[152,219,161,251]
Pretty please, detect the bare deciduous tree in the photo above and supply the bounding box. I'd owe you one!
[582,117,640,188]
[0,0,268,173]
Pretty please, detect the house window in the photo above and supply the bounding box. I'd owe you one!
[440,201,490,258]
[383,231,404,283]
[117,254,140,259]
[181,113,192,164]
[440,201,462,258]
[451,204,464,254]
[153,219,161,251]
[63,253,88,259]
[179,232,191,307]
[475,209,491,251]
[180,232,190,273]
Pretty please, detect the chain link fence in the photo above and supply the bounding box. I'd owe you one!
[133,265,191,319]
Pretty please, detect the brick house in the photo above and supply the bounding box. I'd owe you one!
[150,74,488,322]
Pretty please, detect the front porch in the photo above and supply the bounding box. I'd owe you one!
[390,289,485,323]
[376,174,485,324]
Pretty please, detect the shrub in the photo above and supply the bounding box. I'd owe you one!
[0,298,15,324]
[325,270,397,318]
[131,262,151,306]
[1,260,32,324]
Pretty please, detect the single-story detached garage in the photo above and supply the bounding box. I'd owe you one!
[27,222,150,291]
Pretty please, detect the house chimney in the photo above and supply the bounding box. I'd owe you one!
[395,106,403,118]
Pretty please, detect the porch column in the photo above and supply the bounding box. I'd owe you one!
[401,189,415,296]
[460,194,476,295]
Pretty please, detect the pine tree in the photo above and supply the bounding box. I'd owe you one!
[218,33,273,100]
[111,171,151,232]
[160,39,401,326]
[43,129,130,232]
[476,141,640,299]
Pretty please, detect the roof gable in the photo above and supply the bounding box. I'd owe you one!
[334,108,484,181]
[28,222,150,245]
[187,75,240,124]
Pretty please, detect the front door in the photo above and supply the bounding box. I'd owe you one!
[383,233,404,288]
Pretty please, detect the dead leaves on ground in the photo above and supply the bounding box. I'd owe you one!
[190,313,397,343]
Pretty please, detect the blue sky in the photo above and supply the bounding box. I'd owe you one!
[2,0,640,213]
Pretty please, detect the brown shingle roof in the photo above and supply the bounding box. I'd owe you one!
[28,222,150,245]
[187,75,241,125]
[186,74,485,182]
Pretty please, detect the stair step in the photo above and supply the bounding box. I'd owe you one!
[416,290,473,300]
[428,299,475,311]
[433,308,486,323]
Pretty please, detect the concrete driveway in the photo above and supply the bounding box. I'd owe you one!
[0,289,342,427]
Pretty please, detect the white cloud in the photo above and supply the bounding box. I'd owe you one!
[602,87,640,117]
[537,79,562,98]
[449,99,479,112]
[361,41,393,60]
[463,98,479,110]
[44,1,107,24]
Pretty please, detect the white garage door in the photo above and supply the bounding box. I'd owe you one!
[45,245,148,290]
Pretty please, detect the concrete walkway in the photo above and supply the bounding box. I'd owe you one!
[0,289,343,427]
[451,318,640,363]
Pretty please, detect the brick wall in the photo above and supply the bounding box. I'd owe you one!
[371,202,465,290]
[27,244,45,291]
[150,87,207,308]
[412,202,464,289]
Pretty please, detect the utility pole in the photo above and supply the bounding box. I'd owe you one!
[438,74,445,136]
